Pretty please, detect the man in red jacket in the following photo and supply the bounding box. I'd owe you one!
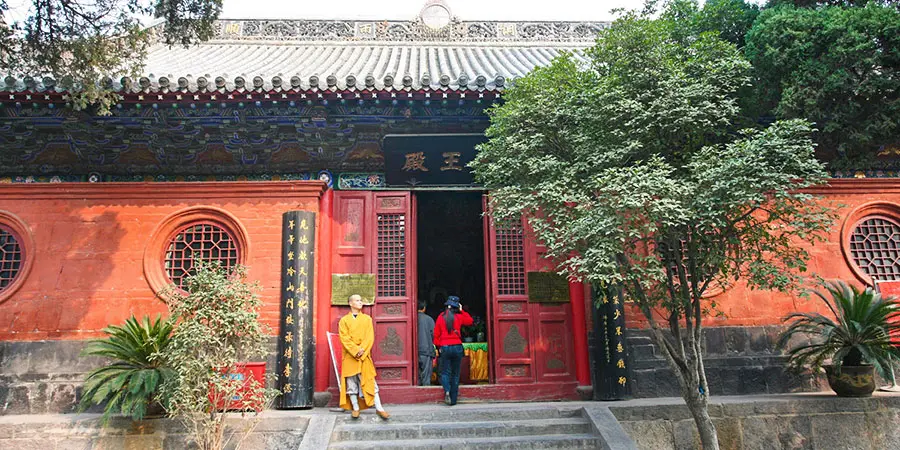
[433,295,473,405]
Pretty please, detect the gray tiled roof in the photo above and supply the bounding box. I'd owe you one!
[2,16,607,93]
[136,17,605,93]
[143,42,592,92]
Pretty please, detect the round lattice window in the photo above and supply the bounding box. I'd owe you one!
[164,222,239,289]
[0,224,24,293]
[144,207,249,297]
[848,216,900,281]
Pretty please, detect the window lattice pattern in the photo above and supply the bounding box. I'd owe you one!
[165,223,239,289]
[495,221,526,295]
[850,217,900,281]
[377,213,406,297]
[0,226,23,292]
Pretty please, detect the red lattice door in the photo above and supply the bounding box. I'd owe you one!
[369,192,416,386]
[485,197,535,383]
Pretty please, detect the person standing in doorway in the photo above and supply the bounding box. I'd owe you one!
[434,295,473,405]
[417,300,436,386]
[338,294,390,420]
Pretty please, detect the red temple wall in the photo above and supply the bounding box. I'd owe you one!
[0,182,324,341]
[624,179,900,329]
[0,178,897,340]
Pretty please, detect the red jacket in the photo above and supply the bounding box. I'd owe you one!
[433,310,474,347]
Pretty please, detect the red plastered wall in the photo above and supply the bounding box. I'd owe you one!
[615,179,900,329]
[0,181,324,341]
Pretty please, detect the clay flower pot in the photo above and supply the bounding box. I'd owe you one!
[825,365,876,397]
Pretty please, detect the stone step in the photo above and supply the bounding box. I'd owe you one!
[333,406,583,424]
[332,417,592,441]
[327,433,602,449]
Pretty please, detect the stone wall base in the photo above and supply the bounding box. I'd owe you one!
[611,394,900,450]
[0,412,307,449]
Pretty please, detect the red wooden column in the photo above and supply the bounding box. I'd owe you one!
[314,188,334,392]
[569,280,591,386]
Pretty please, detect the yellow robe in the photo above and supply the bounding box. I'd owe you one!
[338,312,378,411]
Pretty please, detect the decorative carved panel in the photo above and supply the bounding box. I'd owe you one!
[503,324,527,354]
[500,303,524,314]
[379,327,404,356]
[343,199,363,244]
[382,304,403,316]
[380,368,403,380]
[504,366,527,377]
[380,197,402,209]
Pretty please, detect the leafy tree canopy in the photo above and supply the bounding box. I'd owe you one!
[660,0,760,47]
[746,5,900,164]
[471,12,835,448]
[0,0,221,111]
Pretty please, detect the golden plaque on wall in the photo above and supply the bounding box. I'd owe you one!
[331,274,376,305]
[527,271,569,303]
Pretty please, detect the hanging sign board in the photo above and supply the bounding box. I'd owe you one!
[383,133,487,187]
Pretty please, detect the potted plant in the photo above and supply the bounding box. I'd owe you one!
[778,280,900,397]
[79,314,173,423]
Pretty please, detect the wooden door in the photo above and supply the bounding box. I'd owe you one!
[484,198,576,385]
[330,191,415,387]
[524,224,576,383]
[485,199,535,383]
[369,192,415,386]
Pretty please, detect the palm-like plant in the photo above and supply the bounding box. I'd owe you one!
[778,280,900,379]
[79,314,174,423]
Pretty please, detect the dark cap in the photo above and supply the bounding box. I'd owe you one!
[444,295,460,308]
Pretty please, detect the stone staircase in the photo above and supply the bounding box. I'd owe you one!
[326,404,603,449]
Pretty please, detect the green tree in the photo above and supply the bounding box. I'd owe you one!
[471,12,835,449]
[661,0,760,47]
[0,0,221,112]
[746,5,900,166]
[158,261,278,450]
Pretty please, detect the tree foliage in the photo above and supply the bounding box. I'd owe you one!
[0,0,221,112]
[661,0,760,47]
[746,5,900,164]
[471,12,835,449]
[158,260,277,450]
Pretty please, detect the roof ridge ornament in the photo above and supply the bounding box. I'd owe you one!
[419,0,454,30]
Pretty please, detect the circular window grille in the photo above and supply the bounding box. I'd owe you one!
[0,225,24,293]
[164,222,239,289]
[849,216,900,281]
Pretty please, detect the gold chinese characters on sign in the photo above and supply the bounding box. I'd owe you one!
[278,210,316,408]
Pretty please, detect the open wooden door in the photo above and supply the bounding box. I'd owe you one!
[369,192,415,386]
[484,197,576,385]
[485,197,535,383]
[331,191,415,387]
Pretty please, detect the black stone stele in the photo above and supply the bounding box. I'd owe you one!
[591,283,631,401]
[277,211,316,409]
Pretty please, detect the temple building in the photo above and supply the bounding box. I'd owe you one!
[0,1,896,412]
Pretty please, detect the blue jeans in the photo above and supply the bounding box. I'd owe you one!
[439,344,464,404]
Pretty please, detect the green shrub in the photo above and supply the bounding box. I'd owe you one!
[79,314,173,423]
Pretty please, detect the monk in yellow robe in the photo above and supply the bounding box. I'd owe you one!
[338,294,390,419]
